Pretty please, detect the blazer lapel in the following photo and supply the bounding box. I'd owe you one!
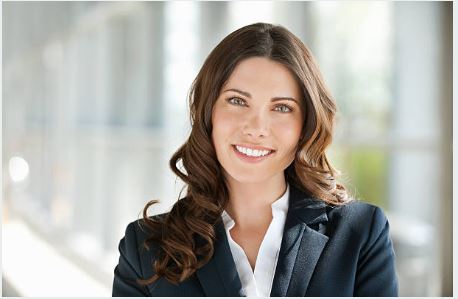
[270,184,329,297]
[196,220,243,296]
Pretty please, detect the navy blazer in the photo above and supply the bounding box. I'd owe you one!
[113,184,399,296]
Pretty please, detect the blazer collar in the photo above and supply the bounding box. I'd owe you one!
[270,183,329,297]
[196,183,329,297]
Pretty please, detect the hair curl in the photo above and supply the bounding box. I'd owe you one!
[136,22,351,286]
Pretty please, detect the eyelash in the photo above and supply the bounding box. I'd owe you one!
[227,97,294,113]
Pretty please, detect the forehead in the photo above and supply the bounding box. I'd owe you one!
[223,57,302,98]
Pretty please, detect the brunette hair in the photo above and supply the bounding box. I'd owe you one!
[137,22,351,286]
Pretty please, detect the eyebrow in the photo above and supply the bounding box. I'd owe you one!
[223,88,299,104]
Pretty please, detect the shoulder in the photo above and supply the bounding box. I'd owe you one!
[289,183,388,236]
[122,212,168,247]
[114,213,172,296]
[328,199,387,224]
[325,199,390,241]
[119,213,169,262]
[323,201,398,295]
[117,213,169,278]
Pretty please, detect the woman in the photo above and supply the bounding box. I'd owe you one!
[112,22,398,297]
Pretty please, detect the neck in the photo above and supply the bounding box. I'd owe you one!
[225,174,287,229]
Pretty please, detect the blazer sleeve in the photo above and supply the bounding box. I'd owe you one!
[112,221,152,297]
[354,206,399,296]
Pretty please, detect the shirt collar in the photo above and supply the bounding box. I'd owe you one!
[221,183,290,230]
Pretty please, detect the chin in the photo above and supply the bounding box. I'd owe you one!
[226,168,277,184]
[233,176,268,184]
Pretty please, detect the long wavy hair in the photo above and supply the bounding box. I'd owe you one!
[137,22,351,286]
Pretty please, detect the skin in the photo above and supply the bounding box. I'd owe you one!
[211,57,304,270]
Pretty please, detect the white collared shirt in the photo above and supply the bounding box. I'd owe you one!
[221,184,290,297]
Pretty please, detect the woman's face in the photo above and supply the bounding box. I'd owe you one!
[211,57,304,184]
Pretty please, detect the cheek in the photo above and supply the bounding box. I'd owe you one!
[275,119,303,151]
[212,108,237,148]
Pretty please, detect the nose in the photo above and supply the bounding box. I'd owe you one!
[242,110,270,138]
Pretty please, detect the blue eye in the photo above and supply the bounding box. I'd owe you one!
[228,97,247,106]
[274,105,293,113]
[227,97,293,113]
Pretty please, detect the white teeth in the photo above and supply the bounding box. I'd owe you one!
[235,145,272,157]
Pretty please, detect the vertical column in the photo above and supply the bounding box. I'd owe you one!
[438,4,452,297]
[197,2,229,64]
[390,2,452,296]
[273,1,313,43]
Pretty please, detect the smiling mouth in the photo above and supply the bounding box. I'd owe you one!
[232,144,276,158]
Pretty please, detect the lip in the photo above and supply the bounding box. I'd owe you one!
[231,145,276,163]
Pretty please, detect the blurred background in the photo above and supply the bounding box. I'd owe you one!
[2,1,452,297]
